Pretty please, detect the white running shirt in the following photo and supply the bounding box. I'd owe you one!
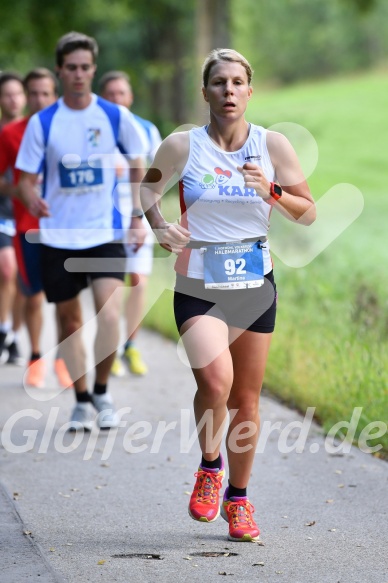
[16,94,147,249]
[175,124,275,279]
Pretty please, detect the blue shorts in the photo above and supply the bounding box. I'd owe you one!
[14,233,43,296]
[0,232,13,250]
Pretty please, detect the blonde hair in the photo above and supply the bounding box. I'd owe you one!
[202,49,253,88]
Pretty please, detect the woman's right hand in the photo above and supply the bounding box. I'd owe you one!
[155,222,191,254]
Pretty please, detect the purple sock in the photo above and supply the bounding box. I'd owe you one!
[200,454,222,471]
[227,483,247,499]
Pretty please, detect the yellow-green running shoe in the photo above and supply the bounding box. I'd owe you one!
[110,356,126,377]
[124,346,148,375]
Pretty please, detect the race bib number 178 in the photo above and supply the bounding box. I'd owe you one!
[59,161,103,194]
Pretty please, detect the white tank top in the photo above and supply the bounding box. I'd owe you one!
[175,124,275,279]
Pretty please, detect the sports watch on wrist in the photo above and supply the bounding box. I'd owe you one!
[268,182,282,205]
[131,208,144,219]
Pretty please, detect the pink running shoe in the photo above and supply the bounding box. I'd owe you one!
[188,456,225,523]
[221,487,260,541]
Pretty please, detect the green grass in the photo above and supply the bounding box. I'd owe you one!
[142,70,388,455]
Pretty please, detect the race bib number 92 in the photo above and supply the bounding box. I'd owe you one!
[203,241,264,290]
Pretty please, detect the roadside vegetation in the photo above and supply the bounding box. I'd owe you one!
[143,70,388,455]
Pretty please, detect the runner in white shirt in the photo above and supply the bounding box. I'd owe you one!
[17,32,147,431]
[141,49,316,542]
[99,71,162,377]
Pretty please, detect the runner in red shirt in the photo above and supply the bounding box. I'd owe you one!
[0,72,25,365]
[0,68,72,388]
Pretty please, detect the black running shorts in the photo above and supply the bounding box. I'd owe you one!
[174,271,277,334]
[41,242,126,303]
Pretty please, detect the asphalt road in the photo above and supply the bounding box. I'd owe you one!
[1,291,387,583]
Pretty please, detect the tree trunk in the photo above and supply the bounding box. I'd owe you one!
[195,0,231,125]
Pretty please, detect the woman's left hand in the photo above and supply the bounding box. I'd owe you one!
[237,162,271,201]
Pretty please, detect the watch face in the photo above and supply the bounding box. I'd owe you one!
[273,184,282,196]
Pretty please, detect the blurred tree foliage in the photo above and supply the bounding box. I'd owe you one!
[231,0,388,85]
[0,0,386,130]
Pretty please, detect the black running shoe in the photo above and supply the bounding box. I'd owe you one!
[0,331,8,365]
[6,340,25,366]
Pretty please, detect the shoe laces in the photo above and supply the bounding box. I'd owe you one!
[227,499,255,528]
[193,469,223,504]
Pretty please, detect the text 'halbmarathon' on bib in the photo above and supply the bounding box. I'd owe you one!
[203,241,264,290]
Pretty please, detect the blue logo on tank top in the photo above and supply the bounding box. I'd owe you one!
[218,185,257,197]
[199,166,257,197]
